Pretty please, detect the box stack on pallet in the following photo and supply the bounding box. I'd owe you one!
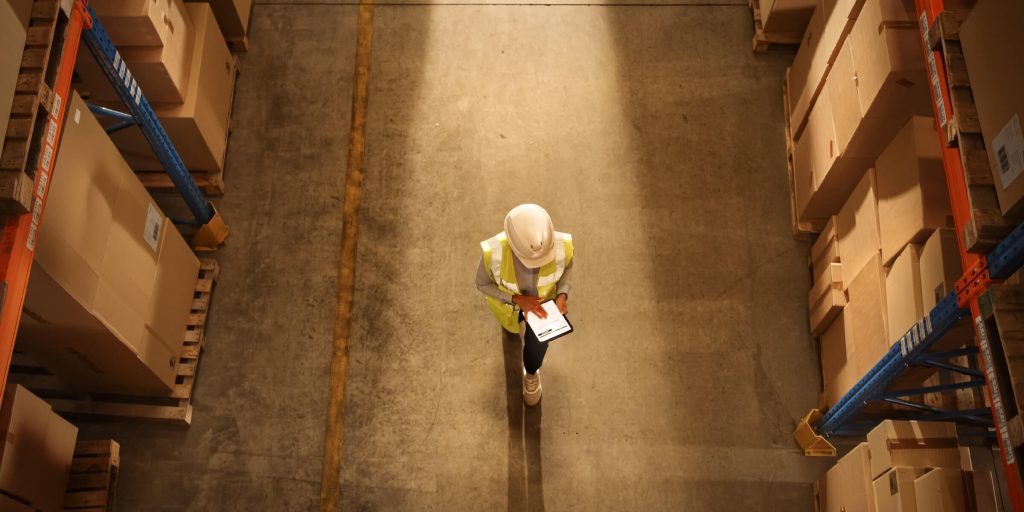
[0,0,244,504]
[814,420,1007,511]
[785,0,1024,505]
[70,0,250,196]
[792,0,984,414]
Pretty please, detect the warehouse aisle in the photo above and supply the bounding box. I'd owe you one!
[342,3,829,511]
[82,2,831,510]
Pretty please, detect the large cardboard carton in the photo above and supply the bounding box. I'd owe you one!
[959,0,1024,218]
[75,0,197,103]
[873,467,928,512]
[820,253,888,405]
[914,469,998,512]
[814,442,876,512]
[108,4,236,173]
[835,169,881,288]
[89,0,191,47]
[0,385,78,512]
[876,117,950,265]
[1,0,31,158]
[16,92,200,395]
[788,0,865,139]
[849,0,930,123]
[795,1,933,226]
[812,216,840,274]
[885,244,923,343]
[186,0,253,42]
[867,420,961,479]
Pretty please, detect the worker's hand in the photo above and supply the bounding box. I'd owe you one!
[513,295,547,320]
[555,294,568,315]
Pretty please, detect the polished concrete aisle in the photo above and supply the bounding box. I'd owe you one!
[81,1,830,510]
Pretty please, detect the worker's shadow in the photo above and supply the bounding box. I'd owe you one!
[502,328,546,512]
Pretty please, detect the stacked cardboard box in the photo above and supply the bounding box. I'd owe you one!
[959,0,1024,219]
[807,115,964,407]
[0,385,78,512]
[74,2,236,178]
[791,0,934,228]
[815,420,1004,512]
[15,92,201,395]
[186,0,253,50]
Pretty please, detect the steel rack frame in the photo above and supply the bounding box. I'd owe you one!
[0,0,228,400]
[794,0,1024,508]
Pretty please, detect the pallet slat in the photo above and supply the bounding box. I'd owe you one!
[64,439,119,512]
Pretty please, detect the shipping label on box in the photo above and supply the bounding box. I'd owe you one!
[993,114,1024,190]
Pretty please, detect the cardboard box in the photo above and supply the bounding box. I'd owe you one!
[886,244,923,343]
[867,420,962,479]
[814,442,876,512]
[919,228,962,310]
[914,469,998,512]
[810,261,845,335]
[876,117,951,265]
[961,447,1010,511]
[186,0,253,41]
[0,385,78,512]
[788,0,865,140]
[836,169,881,288]
[849,0,930,123]
[1,0,31,158]
[873,467,927,512]
[796,2,933,226]
[820,253,888,405]
[959,0,1024,218]
[89,0,192,47]
[16,92,200,395]
[917,228,976,349]
[108,4,236,173]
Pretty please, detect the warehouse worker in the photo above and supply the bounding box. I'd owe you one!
[476,204,574,406]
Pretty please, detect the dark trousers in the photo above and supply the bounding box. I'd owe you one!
[517,311,548,374]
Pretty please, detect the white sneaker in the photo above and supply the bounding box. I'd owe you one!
[523,368,542,406]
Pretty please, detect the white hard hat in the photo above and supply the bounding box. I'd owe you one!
[504,204,555,269]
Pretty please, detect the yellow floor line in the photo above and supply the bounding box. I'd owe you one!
[320,1,375,510]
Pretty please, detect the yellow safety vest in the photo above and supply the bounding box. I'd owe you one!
[480,231,574,333]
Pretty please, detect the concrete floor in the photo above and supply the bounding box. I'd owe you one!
[81,1,831,510]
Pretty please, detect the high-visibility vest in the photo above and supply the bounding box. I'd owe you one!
[480,231,574,333]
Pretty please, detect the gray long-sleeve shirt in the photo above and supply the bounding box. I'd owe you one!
[476,254,574,305]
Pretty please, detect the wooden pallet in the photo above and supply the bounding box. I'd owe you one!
[783,78,821,239]
[0,0,69,214]
[8,259,219,425]
[927,11,1015,253]
[64,439,120,512]
[750,0,801,53]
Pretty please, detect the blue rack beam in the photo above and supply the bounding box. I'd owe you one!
[79,5,213,225]
[808,219,1024,441]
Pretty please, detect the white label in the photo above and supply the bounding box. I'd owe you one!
[993,114,1024,190]
[51,93,61,117]
[40,145,52,171]
[46,119,56,146]
[144,203,163,252]
[73,108,80,124]
[919,12,929,45]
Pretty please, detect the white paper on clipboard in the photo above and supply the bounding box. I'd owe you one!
[525,300,573,343]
